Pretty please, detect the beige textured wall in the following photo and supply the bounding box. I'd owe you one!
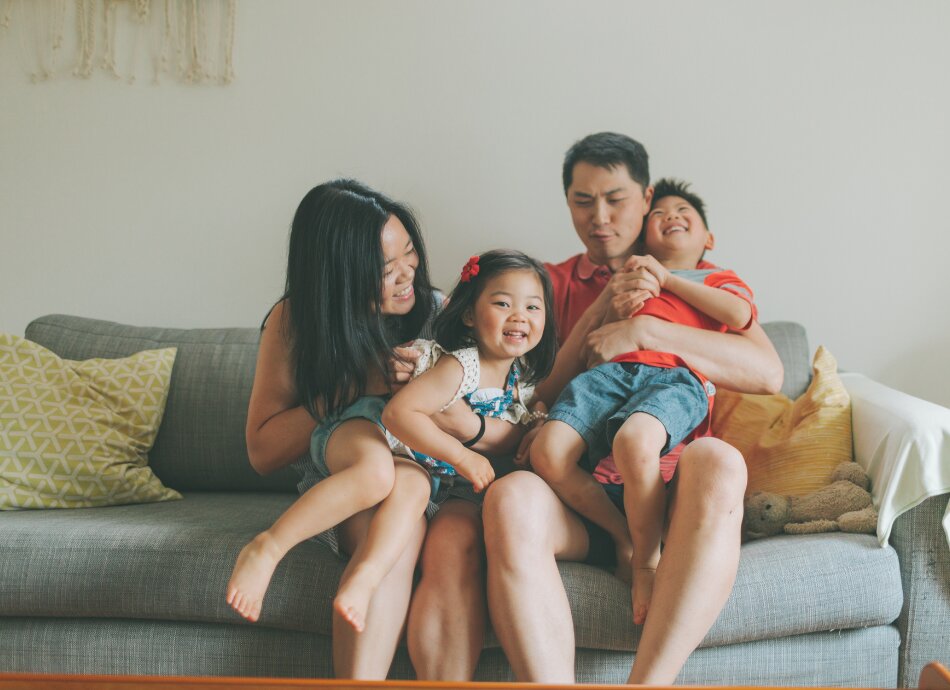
[1,0,948,407]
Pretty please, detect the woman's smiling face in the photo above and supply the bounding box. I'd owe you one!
[378,215,419,316]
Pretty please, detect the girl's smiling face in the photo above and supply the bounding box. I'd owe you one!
[464,269,546,362]
[378,215,419,315]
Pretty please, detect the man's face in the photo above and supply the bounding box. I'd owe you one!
[566,162,653,271]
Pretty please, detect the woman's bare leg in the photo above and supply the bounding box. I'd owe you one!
[408,498,486,681]
[333,458,431,632]
[627,437,747,684]
[227,419,397,622]
[333,467,429,679]
[483,471,589,683]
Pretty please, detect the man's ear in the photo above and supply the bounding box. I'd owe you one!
[462,308,475,328]
[705,232,716,251]
[642,184,654,207]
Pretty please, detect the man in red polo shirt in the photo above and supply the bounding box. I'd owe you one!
[482,132,783,685]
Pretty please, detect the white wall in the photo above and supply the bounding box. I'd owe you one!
[2,0,948,407]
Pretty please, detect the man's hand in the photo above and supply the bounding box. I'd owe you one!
[585,319,646,368]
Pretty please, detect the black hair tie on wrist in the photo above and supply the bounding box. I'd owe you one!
[462,413,486,448]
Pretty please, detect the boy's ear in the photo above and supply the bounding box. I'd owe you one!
[705,232,716,251]
[462,308,475,328]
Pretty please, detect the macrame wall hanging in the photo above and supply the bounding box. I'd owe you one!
[1,0,236,85]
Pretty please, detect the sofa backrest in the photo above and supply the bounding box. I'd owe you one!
[23,314,811,493]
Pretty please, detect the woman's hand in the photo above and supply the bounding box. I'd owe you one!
[365,345,421,395]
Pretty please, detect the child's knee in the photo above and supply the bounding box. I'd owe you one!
[358,457,398,505]
[530,434,567,482]
[612,415,665,473]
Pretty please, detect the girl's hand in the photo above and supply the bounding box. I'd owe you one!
[453,449,496,492]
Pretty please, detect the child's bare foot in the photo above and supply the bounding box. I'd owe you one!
[334,570,377,633]
[632,567,657,626]
[226,532,284,622]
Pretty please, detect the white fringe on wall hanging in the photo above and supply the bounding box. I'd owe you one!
[0,0,236,85]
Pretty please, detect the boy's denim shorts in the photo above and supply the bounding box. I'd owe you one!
[548,362,710,463]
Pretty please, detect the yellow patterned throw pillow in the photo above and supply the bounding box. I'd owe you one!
[0,333,181,509]
[711,346,853,497]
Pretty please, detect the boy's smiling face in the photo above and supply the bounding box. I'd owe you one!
[644,195,715,270]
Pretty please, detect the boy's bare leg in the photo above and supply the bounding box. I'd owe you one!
[628,437,746,684]
[531,420,633,581]
[611,412,667,625]
[408,499,486,681]
[226,419,398,622]
[334,504,427,679]
[483,471,590,683]
[334,458,431,632]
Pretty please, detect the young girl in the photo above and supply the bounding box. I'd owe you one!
[383,249,558,497]
[326,250,557,632]
[226,178,442,634]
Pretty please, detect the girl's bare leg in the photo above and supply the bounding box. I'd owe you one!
[333,458,431,633]
[408,498,486,681]
[627,437,747,684]
[333,501,427,679]
[227,419,398,622]
[483,471,590,683]
[611,412,667,625]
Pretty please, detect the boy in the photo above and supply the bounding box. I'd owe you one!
[531,178,757,626]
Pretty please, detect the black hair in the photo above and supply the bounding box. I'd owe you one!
[651,178,709,229]
[433,249,558,386]
[280,178,435,418]
[562,132,650,194]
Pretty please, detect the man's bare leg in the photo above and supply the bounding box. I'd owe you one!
[408,499,486,681]
[611,412,667,625]
[627,437,746,684]
[483,471,590,683]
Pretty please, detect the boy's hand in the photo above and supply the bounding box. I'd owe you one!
[623,254,670,289]
[609,289,653,321]
[453,450,496,492]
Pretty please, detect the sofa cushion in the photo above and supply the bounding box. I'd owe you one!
[24,315,298,493]
[0,333,180,509]
[0,491,902,651]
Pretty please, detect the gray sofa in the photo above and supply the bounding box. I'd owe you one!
[2,314,947,686]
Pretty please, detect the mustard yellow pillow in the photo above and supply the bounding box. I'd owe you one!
[711,346,853,497]
[0,333,181,509]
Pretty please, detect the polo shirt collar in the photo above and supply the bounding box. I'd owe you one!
[577,253,612,280]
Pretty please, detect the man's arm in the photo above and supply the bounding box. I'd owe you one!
[585,316,784,394]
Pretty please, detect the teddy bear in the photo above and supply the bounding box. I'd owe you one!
[742,461,878,541]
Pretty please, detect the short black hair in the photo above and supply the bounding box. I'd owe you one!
[434,250,558,386]
[562,132,650,194]
[651,178,709,229]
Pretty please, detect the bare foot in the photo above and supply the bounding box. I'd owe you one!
[632,567,656,626]
[334,570,378,633]
[226,532,283,622]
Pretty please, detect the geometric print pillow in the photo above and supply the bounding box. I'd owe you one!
[0,333,181,509]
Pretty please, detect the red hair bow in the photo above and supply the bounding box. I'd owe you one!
[461,255,480,282]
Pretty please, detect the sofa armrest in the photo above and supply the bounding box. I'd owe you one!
[840,373,950,687]
[840,373,950,547]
